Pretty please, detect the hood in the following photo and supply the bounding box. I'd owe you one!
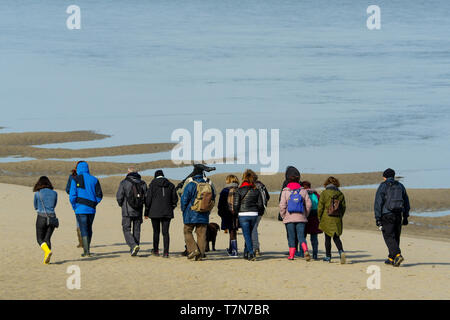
[286,182,301,190]
[285,166,300,180]
[325,184,339,191]
[76,161,90,174]
[153,177,171,187]
[127,172,142,182]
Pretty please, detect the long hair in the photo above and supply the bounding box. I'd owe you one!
[324,176,340,188]
[33,176,54,192]
[71,161,83,176]
[242,169,257,185]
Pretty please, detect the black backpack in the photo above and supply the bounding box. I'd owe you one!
[385,181,404,213]
[126,178,146,211]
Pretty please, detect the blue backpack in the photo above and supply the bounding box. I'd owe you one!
[287,189,304,213]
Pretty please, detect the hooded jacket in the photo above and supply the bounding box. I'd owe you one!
[69,162,103,214]
[116,172,148,218]
[181,175,216,224]
[317,184,346,237]
[374,177,410,221]
[279,182,312,224]
[144,176,178,219]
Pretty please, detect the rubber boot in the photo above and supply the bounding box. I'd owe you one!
[288,248,296,260]
[76,228,83,248]
[230,240,238,257]
[301,242,311,261]
[81,236,91,257]
[41,242,52,264]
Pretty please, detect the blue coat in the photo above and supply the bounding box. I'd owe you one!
[69,162,103,214]
[180,175,215,224]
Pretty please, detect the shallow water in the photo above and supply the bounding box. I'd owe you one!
[1,1,449,186]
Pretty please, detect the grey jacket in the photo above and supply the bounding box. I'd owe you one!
[116,172,148,218]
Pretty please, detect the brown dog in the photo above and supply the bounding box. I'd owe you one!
[205,222,220,252]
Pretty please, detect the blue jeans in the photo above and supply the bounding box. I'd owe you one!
[251,215,262,251]
[285,222,306,248]
[76,214,95,238]
[239,215,258,255]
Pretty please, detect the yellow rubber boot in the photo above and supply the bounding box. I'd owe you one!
[41,242,52,264]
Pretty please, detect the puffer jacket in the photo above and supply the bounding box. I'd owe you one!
[233,182,264,215]
[181,175,216,224]
[144,176,178,219]
[279,182,312,224]
[69,162,103,214]
[116,172,148,218]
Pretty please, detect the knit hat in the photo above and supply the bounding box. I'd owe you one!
[383,168,395,178]
[154,170,164,178]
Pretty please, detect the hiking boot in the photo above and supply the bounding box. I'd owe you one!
[339,250,346,264]
[248,253,256,261]
[131,245,140,256]
[393,254,404,267]
[163,252,169,258]
[151,249,160,257]
[323,256,331,263]
[243,251,249,260]
[304,251,311,262]
[384,258,394,266]
[195,253,204,261]
[187,249,200,260]
[255,249,261,257]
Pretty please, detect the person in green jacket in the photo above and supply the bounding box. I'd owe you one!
[317,176,347,264]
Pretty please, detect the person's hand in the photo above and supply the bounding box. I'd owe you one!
[376,220,382,227]
[144,216,149,220]
[402,217,409,226]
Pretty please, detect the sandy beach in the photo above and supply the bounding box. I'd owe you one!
[1,183,449,300]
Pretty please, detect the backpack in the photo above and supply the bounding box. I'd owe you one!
[385,181,404,213]
[190,180,215,213]
[125,178,146,211]
[308,191,319,211]
[327,195,341,217]
[287,189,304,213]
[227,187,238,215]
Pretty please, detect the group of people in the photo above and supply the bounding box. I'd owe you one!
[33,162,410,267]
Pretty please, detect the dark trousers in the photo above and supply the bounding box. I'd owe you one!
[36,216,55,249]
[325,233,344,257]
[381,213,402,259]
[184,224,207,256]
[151,218,171,253]
[76,214,95,239]
[122,216,142,251]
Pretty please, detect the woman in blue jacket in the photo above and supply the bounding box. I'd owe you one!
[69,161,103,257]
[33,176,58,264]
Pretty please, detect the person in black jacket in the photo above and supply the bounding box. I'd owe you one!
[144,170,178,258]
[374,168,410,267]
[218,174,240,257]
[116,167,147,256]
[233,169,264,261]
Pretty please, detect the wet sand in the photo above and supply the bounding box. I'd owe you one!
[0,183,448,300]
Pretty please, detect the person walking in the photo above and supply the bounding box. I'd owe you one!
[374,168,410,267]
[116,167,147,256]
[298,181,322,260]
[65,161,83,248]
[144,170,178,258]
[218,174,240,257]
[317,176,347,264]
[279,175,312,261]
[69,161,103,257]
[233,169,264,261]
[252,177,270,256]
[180,166,216,261]
[33,176,58,264]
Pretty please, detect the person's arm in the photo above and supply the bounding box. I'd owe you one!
[302,189,312,217]
[217,189,227,217]
[69,179,78,210]
[403,186,410,222]
[95,180,103,204]
[233,189,242,215]
[144,183,153,218]
[54,191,58,209]
[34,193,38,211]
[171,184,178,208]
[279,190,288,218]
[116,181,125,207]
[374,184,385,224]
[257,189,264,212]
[181,182,194,212]
[65,176,72,195]
[317,191,325,221]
